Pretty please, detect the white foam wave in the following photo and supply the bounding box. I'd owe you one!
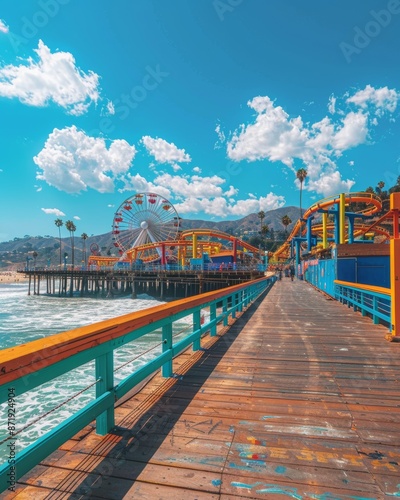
[0,286,198,456]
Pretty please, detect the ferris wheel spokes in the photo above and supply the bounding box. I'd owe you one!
[112,192,180,261]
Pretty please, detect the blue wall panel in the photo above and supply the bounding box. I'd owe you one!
[306,255,390,296]
[304,259,336,297]
[356,256,389,288]
[337,258,356,282]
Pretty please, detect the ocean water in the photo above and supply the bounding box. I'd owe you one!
[0,282,195,460]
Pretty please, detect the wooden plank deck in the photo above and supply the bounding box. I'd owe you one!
[3,278,400,499]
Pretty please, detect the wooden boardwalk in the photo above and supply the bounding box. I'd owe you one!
[4,278,400,499]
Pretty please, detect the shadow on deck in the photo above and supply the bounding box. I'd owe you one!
[5,278,400,499]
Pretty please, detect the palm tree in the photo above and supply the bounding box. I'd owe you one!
[257,211,265,235]
[296,168,307,219]
[389,176,400,194]
[81,233,88,268]
[32,251,38,270]
[261,224,269,250]
[281,215,292,236]
[261,224,269,238]
[55,218,63,268]
[65,220,77,269]
[376,181,385,195]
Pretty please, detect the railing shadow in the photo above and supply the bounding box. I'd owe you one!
[42,289,270,498]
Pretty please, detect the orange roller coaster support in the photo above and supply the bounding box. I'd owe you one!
[389,192,400,341]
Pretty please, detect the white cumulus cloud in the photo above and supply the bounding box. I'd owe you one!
[224,185,238,197]
[174,192,285,217]
[142,136,191,164]
[328,95,336,114]
[34,126,136,194]
[214,123,226,149]
[346,85,399,114]
[332,111,369,151]
[121,170,285,218]
[41,208,65,217]
[154,173,224,198]
[307,171,355,196]
[0,40,100,115]
[226,86,398,197]
[119,173,172,200]
[0,19,9,33]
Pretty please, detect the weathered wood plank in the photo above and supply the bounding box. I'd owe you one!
[10,279,400,499]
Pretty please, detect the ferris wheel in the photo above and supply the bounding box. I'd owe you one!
[112,193,180,256]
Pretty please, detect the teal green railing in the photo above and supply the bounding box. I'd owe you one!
[0,277,275,493]
[334,279,391,328]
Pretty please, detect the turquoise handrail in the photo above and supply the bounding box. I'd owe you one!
[0,277,275,493]
[334,280,391,328]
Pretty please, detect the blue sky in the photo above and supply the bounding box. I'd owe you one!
[0,0,399,241]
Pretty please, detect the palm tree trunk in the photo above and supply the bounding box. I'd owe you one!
[69,234,74,296]
[58,228,62,296]
[59,228,62,268]
[300,182,303,219]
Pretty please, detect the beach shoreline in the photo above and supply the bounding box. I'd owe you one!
[0,272,28,283]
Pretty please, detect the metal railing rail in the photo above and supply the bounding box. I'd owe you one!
[0,276,275,492]
[334,279,391,328]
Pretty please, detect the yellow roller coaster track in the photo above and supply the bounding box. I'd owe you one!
[273,192,383,260]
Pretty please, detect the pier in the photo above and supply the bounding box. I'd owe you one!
[2,277,399,498]
[21,269,265,299]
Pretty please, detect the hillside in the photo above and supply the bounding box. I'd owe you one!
[0,206,299,271]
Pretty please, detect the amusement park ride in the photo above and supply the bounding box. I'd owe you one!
[88,192,261,270]
[88,190,395,273]
[272,191,391,266]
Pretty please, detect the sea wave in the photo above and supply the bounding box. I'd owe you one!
[0,285,196,456]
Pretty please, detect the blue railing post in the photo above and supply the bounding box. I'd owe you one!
[193,310,201,351]
[162,323,173,377]
[210,303,217,337]
[95,351,114,435]
[361,293,367,316]
[243,288,248,308]
[238,290,243,312]
[231,293,236,319]
[373,296,379,324]
[334,280,391,329]
[223,298,228,326]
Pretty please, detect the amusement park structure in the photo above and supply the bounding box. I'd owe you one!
[272,191,389,263]
[89,188,399,337]
[269,189,400,340]
[19,190,400,337]
[88,192,263,271]
[88,190,394,275]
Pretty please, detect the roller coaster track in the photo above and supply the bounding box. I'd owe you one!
[179,229,260,253]
[272,192,384,260]
[124,229,260,262]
